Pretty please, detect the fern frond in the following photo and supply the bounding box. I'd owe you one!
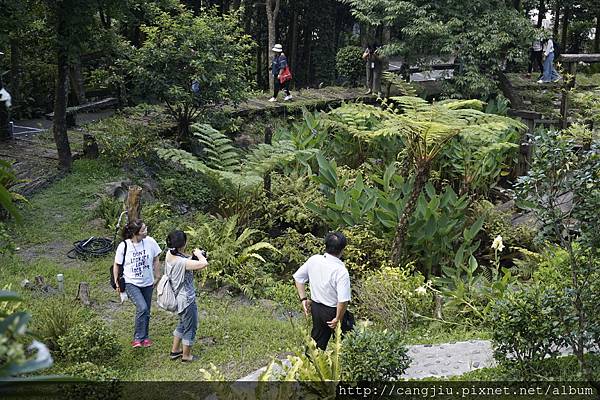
[190,123,241,171]
[381,71,418,97]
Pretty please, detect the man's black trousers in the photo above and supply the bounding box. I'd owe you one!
[310,301,354,350]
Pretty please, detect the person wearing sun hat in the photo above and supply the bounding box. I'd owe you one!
[269,44,293,102]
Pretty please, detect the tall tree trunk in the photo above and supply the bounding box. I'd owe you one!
[536,0,545,28]
[391,163,431,267]
[265,0,280,93]
[54,50,73,170]
[53,4,73,171]
[560,5,570,51]
[553,1,560,40]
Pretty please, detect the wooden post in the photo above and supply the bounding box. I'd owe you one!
[126,185,142,222]
[560,62,576,129]
[263,126,273,197]
[76,282,91,305]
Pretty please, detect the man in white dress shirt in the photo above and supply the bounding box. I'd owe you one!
[293,231,354,350]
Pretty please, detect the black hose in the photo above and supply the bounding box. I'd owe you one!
[67,236,114,259]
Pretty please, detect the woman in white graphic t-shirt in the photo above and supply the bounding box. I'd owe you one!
[113,219,162,348]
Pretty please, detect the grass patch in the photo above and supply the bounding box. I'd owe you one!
[403,321,491,345]
[13,158,123,245]
[110,293,304,380]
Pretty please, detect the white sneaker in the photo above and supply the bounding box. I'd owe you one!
[537,79,544,84]
[268,97,277,102]
[284,95,293,101]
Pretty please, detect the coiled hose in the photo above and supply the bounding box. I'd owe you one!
[66,211,127,259]
[66,236,114,259]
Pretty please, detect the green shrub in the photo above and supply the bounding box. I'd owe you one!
[88,105,170,165]
[264,281,306,313]
[475,200,537,252]
[335,46,364,85]
[58,319,120,364]
[0,222,15,255]
[530,245,570,289]
[30,296,89,352]
[355,265,430,331]
[490,285,568,376]
[249,174,326,234]
[342,322,411,381]
[94,196,124,233]
[341,224,390,277]
[61,361,119,381]
[157,168,217,212]
[60,362,120,400]
[265,228,323,277]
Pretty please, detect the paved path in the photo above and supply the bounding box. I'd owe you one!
[402,340,495,379]
[239,339,497,381]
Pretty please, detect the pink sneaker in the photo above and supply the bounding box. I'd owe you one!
[132,340,143,348]
[142,339,153,348]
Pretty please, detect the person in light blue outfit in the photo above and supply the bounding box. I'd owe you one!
[165,230,208,362]
[538,38,561,83]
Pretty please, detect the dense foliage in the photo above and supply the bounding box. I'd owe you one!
[129,6,254,141]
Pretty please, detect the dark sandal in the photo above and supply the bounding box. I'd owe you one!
[170,351,183,360]
[181,355,199,362]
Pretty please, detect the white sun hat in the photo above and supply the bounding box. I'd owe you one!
[272,44,283,53]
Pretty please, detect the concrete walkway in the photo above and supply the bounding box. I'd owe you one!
[402,340,495,379]
[239,339,497,381]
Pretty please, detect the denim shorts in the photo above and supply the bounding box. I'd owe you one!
[173,302,198,346]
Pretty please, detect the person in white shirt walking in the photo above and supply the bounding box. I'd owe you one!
[113,219,162,348]
[293,232,354,350]
[538,38,561,83]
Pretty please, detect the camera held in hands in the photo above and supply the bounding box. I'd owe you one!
[191,249,208,261]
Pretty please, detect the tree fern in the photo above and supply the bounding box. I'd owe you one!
[190,123,240,171]
[243,141,319,177]
[157,147,262,194]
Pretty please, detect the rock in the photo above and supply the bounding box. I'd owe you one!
[473,361,481,368]
[494,199,515,214]
[199,336,216,346]
[234,134,257,148]
[104,181,130,200]
[215,285,233,299]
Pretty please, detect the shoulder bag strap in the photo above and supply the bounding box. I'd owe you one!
[119,241,127,275]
